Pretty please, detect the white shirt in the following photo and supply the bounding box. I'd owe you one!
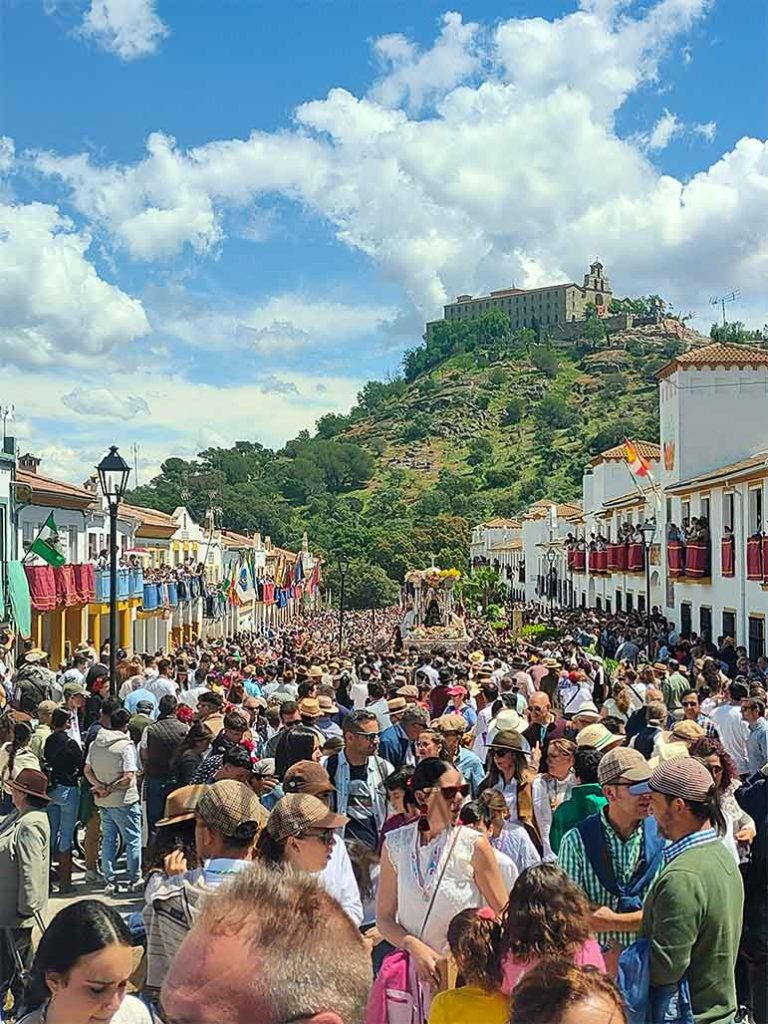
[421,665,440,688]
[317,836,364,926]
[711,703,750,775]
[350,681,369,710]
[493,846,519,893]
[144,676,177,702]
[66,708,83,748]
[471,704,495,761]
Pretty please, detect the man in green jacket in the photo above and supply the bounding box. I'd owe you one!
[635,756,744,1024]
[550,746,607,854]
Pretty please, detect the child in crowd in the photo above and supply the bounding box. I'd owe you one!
[427,908,508,1024]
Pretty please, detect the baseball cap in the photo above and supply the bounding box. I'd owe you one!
[445,685,467,698]
[63,681,88,698]
[598,747,651,786]
[283,760,335,796]
[197,780,267,837]
[266,793,347,841]
[631,754,715,799]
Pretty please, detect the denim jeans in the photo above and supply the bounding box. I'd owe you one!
[47,784,81,854]
[100,803,142,884]
[145,776,174,835]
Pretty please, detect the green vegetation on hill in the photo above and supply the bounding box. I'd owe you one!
[128,309,703,593]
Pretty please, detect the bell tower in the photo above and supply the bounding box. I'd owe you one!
[583,258,612,310]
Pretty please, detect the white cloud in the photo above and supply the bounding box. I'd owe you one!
[32,0,768,335]
[0,138,14,175]
[61,387,150,419]
[79,0,169,61]
[370,12,481,113]
[0,200,149,368]
[694,120,717,142]
[157,290,397,355]
[645,109,684,150]
[10,365,364,485]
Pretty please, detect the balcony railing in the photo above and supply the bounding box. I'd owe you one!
[94,568,144,602]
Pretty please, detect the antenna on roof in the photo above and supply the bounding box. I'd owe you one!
[709,290,740,327]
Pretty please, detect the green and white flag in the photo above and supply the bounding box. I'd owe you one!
[29,512,66,567]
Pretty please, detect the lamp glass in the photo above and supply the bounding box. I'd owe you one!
[96,445,131,504]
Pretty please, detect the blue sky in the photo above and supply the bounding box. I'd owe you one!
[0,0,766,484]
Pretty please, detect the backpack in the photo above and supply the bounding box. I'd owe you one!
[617,937,694,1024]
[576,814,665,911]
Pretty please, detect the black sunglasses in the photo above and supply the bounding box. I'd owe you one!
[427,783,470,800]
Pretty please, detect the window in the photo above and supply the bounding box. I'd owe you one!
[615,590,622,612]
[596,596,602,611]
[749,487,763,534]
[748,616,765,662]
[700,496,710,522]
[637,594,646,614]
[67,525,78,563]
[700,606,712,642]
[722,610,736,641]
[626,592,634,613]
[681,499,691,523]
[723,492,735,532]
[680,602,692,637]
[88,534,99,560]
[605,598,612,614]
[22,520,36,546]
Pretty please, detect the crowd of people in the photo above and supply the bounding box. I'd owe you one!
[0,602,765,1024]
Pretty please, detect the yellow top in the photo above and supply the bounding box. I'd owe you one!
[428,985,509,1024]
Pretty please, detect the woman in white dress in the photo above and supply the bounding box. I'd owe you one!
[17,900,152,1024]
[377,757,507,988]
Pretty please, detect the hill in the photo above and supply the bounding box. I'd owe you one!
[126,310,708,588]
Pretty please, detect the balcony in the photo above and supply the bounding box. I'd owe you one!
[667,538,712,583]
[94,568,138,603]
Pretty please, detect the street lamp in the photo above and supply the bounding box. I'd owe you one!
[639,517,658,659]
[337,553,349,653]
[96,446,131,695]
[546,547,557,622]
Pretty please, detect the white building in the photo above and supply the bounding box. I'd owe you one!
[470,341,768,659]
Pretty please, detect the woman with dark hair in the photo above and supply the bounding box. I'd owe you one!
[690,736,756,859]
[44,707,85,893]
[509,960,627,1024]
[274,723,322,779]
[378,766,419,849]
[18,899,152,1023]
[169,721,213,787]
[377,758,507,992]
[478,730,544,853]
[0,721,40,811]
[498,863,605,992]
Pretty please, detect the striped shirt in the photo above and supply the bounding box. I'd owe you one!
[662,827,717,866]
[557,809,649,947]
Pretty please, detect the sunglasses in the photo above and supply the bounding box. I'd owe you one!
[299,828,335,845]
[682,701,698,707]
[427,783,470,800]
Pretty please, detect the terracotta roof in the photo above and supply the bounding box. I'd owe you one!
[524,500,582,520]
[17,468,94,508]
[600,488,655,511]
[120,502,178,538]
[221,529,253,548]
[657,342,768,380]
[666,451,768,495]
[484,517,520,528]
[490,538,523,551]
[590,440,660,466]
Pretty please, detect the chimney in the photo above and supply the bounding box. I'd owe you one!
[19,452,41,474]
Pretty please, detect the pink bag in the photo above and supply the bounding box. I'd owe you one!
[364,949,423,1024]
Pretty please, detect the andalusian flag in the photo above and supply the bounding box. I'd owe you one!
[624,439,651,478]
[29,512,66,567]
[293,554,304,585]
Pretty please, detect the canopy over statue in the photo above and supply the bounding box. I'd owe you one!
[401,566,468,649]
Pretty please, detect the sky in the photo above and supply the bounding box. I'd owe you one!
[0,0,766,486]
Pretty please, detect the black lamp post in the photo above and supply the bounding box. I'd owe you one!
[546,547,557,622]
[639,517,657,659]
[337,553,349,652]
[96,446,131,695]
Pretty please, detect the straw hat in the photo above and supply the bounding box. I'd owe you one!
[156,785,208,827]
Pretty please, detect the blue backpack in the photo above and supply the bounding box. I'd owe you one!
[576,813,665,911]
[618,938,694,1024]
